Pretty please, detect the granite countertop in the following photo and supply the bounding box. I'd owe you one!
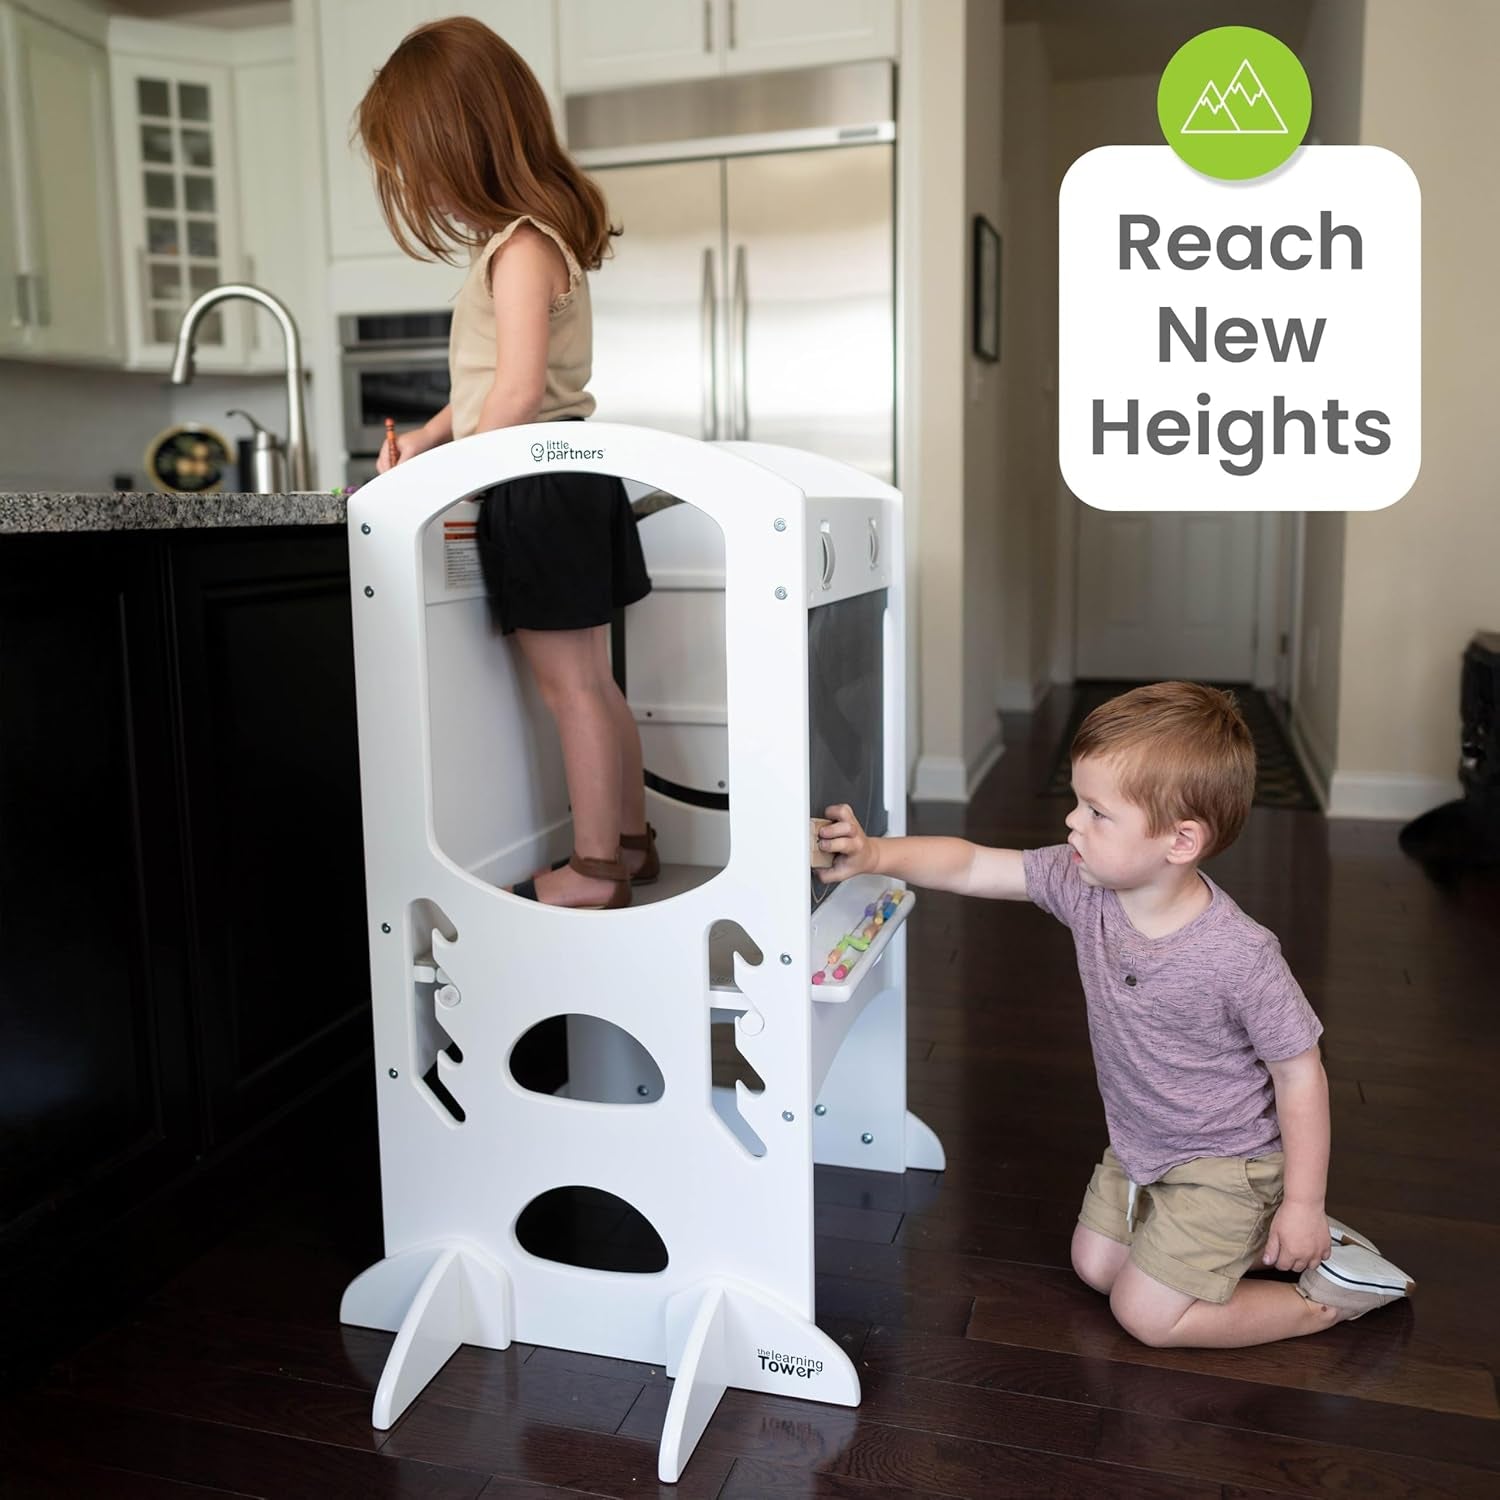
[1,491,351,535]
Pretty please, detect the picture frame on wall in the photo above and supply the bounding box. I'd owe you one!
[973,214,1001,363]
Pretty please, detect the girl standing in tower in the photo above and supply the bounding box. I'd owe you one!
[360,17,656,909]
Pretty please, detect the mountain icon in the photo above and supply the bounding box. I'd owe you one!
[1223,60,1288,132]
[1182,80,1239,133]
[1181,58,1289,135]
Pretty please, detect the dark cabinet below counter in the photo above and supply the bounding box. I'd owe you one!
[0,525,372,1377]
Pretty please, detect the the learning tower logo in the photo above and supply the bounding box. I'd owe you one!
[756,1346,824,1380]
[529,437,606,461]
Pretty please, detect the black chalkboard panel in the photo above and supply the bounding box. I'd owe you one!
[808,589,888,908]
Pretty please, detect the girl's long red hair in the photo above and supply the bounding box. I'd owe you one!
[356,16,616,269]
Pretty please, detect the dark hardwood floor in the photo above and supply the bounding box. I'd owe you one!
[5,691,1498,1498]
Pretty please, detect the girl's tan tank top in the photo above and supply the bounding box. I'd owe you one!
[448,215,595,440]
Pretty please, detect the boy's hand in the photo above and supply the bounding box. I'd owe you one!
[1263,1200,1332,1273]
[816,803,879,884]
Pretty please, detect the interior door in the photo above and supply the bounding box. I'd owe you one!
[724,144,894,482]
[1075,509,1261,681]
[589,158,725,441]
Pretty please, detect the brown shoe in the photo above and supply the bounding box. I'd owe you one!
[620,823,660,885]
[534,825,660,885]
[510,851,632,909]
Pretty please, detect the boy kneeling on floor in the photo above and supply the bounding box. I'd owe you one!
[819,681,1412,1347]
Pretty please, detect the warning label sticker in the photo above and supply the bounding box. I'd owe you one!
[442,518,483,592]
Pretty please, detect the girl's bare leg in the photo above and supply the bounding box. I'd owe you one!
[514,625,623,906]
[589,626,649,873]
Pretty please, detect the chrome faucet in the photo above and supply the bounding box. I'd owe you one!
[169,284,312,491]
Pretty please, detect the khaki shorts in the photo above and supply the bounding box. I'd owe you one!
[1078,1146,1285,1304]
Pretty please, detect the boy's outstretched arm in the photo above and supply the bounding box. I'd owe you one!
[1263,1047,1333,1273]
[816,803,1028,900]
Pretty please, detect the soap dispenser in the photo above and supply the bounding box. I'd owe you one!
[226,408,288,493]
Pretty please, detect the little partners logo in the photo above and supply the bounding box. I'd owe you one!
[529,437,605,462]
[756,1346,824,1381]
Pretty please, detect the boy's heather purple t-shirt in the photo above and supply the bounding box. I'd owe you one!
[1023,844,1322,1185]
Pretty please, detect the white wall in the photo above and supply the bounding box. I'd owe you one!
[961,0,1006,777]
[1288,0,1494,818]
[999,18,1053,711]
[0,361,291,492]
[906,0,969,799]
[1289,0,1365,795]
[0,363,167,492]
[907,0,1012,802]
[1325,0,1498,817]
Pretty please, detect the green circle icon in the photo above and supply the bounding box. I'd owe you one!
[1158,26,1311,180]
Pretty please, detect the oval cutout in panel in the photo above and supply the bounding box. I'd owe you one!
[515,1186,668,1274]
[509,1014,665,1104]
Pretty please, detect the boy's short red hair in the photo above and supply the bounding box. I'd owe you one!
[1071,682,1256,857]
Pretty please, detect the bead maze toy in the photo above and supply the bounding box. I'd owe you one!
[812,888,906,988]
[341,424,942,1483]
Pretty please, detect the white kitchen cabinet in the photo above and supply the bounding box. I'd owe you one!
[316,0,559,261]
[0,16,23,355]
[0,3,123,363]
[720,0,898,76]
[111,19,309,374]
[558,0,898,93]
[232,34,306,373]
[110,34,246,370]
[558,0,717,92]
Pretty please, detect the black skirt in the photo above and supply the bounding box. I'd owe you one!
[474,465,652,635]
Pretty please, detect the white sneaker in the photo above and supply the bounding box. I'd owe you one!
[1327,1216,1381,1254]
[1299,1242,1414,1320]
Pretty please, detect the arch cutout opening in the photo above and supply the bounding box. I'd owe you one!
[421,479,730,905]
[509,1014,665,1104]
[514,1186,668,1274]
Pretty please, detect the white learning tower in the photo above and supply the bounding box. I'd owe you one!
[341,424,943,1483]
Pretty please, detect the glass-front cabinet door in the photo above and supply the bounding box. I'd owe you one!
[111,54,244,369]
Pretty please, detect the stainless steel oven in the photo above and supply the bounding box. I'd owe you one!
[339,311,452,477]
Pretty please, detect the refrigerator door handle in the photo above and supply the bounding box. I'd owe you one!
[700,246,719,440]
[732,244,749,441]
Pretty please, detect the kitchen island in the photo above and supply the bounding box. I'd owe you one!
[0,493,372,1381]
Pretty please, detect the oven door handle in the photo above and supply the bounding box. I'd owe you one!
[340,347,450,369]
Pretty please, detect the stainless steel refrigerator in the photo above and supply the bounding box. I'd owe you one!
[570,63,895,483]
